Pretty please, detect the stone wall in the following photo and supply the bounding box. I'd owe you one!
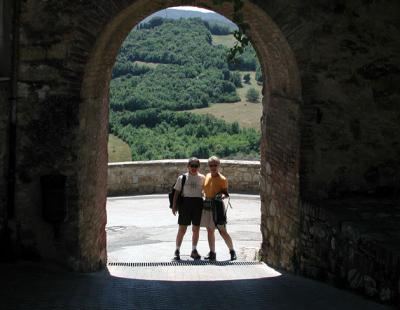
[108,160,260,196]
[0,82,10,233]
[255,1,400,303]
[258,0,400,200]
[0,0,13,76]
[299,199,400,304]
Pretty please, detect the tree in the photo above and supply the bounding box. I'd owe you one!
[230,71,242,87]
[243,73,251,84]
[246,88,260,103]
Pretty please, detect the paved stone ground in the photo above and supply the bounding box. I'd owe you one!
[106,194,262,262]
[0,260,392,309]
[0,195,393,309]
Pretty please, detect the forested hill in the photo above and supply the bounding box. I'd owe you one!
[109,17,261,161]
[140,8,237,32]
[111,18,247,111]
[117,18,228,68]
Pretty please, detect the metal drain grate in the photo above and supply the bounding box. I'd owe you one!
[108,261,264,267]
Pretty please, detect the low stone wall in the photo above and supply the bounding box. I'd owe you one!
[107,159,260,196]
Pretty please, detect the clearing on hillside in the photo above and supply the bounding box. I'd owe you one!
[189,71,263,130]
[108,134,132,162]
[133,61,160,68]
[212,34,237,49]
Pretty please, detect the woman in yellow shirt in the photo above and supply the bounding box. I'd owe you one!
[200,156,236,261]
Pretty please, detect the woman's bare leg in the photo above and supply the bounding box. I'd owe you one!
[218,226,234,250]
[207,227,216,252]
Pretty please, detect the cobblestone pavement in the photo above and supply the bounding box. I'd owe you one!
[0,195,393,309]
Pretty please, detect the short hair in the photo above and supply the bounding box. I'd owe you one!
[208,156,220,165]
[188,157,200,165]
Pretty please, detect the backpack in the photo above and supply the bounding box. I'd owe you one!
[168,174,186,209]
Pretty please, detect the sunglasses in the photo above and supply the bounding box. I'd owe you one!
[208,164,218,167]
[190,164,199,168]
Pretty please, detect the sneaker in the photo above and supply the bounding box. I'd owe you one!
[205,251,216,261]
[190,249,201,260]
[230,250,237,261]
[174,249,180,261]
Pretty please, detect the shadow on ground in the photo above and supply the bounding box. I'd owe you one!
[0,262,393,310]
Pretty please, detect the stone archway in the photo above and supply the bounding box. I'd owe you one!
[77,0,301,271]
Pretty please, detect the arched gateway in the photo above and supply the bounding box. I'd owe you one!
[77,0,301,271]
[5,0,399,303]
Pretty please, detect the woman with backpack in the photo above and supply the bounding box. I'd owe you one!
[171,157,205,260]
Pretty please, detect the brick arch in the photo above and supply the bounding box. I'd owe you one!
[77,0,301,271]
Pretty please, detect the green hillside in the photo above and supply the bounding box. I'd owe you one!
[108,17,262,161]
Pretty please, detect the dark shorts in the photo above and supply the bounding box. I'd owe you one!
[178,197,203,226]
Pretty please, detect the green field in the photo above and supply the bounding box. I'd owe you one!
[189,71,263,130]
[236,71,263,103]
[189,101,262,130]
[108,134,132,162]
[212,34,237,48]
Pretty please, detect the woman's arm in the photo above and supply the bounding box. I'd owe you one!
[220,189,229,199]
